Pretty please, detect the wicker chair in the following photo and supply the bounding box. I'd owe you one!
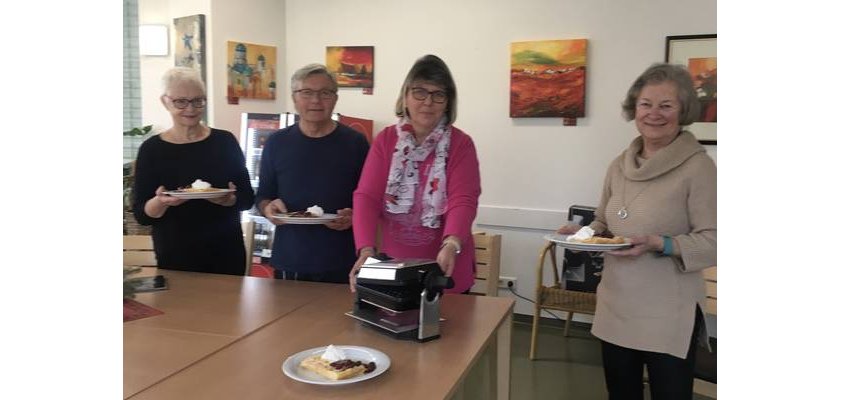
[529,205,599,360]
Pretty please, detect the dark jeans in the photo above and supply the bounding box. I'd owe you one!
[601,306,704,400]
[273,269,349,284]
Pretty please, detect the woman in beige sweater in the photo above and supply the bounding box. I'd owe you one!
[558,63,716,400]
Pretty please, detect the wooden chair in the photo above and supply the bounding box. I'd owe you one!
[242,220,255,276]
[703,266,717,316]
[694,266,717,398]
[123,235,156,267]
[470,232,502,296]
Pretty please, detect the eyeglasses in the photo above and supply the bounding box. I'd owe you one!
[410,87,447,104]
[293,89,337,100]
[166,96,207,109]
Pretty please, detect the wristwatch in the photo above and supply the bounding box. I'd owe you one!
[441,238,462,255]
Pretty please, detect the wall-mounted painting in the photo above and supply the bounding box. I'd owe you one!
[326,46,374,88]
[226,41,277,100]
[510,39,587,118]
[687,57,716,123]
[666,34,716,144]
[173,14,206,84]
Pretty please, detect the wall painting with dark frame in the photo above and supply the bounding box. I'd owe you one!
[666,34,717,144]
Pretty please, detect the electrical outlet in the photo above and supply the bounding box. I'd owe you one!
[498,276,517,290]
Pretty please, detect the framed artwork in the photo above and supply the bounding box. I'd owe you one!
[510,39,587,118]
[325,46,374,88]
[173,14,206,84]
[226,41,278,100]
[337,114,374,144]
[666,34,717,144]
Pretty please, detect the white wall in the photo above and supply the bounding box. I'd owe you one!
[137,0,716,318]
[139,0,285,140]
[139,0,211,133]
[283,0,716,317]
[209,0,286,140]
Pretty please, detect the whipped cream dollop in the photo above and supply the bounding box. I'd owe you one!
[306,205,324,217]
[320,345,346,362]
[191,179,211,190]
[567,226,595,242]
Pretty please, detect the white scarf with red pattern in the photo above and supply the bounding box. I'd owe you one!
[384,117,450,228]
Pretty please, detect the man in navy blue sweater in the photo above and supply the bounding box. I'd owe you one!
[256,64,369,283]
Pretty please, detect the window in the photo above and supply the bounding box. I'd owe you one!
[123,0,143,164]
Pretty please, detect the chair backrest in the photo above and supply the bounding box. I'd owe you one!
[568,204,597,225]
[703,266,717,315]
[123,235,156,267]
[471,231,502,296]
[242,220,255,276]
[563,206,603,292]
[695,265,718,389]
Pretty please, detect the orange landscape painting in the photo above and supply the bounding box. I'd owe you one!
[688,57,717,122]
[510,39,587,118]
[326,46,374,88]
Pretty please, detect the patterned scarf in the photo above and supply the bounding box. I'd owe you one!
[385,117,450,228]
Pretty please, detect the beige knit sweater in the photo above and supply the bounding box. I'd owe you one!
[589,130,716,359]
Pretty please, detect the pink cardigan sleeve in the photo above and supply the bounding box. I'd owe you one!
[352,126,396,251]
[442,128,481,244]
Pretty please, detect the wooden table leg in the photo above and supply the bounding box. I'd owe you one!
[496,310,512,400]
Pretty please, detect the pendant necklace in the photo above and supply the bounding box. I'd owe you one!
[617,178,653,220]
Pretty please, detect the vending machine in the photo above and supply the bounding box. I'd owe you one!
[238,112,296,263]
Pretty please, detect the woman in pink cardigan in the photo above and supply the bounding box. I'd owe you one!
[349,54,481,294]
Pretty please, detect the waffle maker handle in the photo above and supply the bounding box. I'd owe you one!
[423,265,454,301]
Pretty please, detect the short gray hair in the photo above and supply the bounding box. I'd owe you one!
[621,63,700,126]
[395,54,458,124]
[161,67,206,95]
[290,63,338,92]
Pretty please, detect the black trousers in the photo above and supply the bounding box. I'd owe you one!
[600,306,704,400]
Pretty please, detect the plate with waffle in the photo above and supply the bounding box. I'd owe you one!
[271,211,338,225]
[162,187,234,199]
[282,345,390,385]
[544,232,632,252]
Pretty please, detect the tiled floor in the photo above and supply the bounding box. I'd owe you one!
[510,318,715,400]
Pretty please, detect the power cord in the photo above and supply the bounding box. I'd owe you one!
[504,281,564,321]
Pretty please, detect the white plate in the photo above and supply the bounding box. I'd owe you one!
[271,213,338,225]
[544,233,633,252]
[282,345,390,385]
[162,188,234,199]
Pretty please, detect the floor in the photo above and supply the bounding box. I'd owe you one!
[510,317,715,400]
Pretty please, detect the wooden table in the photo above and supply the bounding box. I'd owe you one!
[124,270,514,399]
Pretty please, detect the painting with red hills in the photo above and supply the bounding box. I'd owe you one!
[510,39,587,118]
[326,46,374,88]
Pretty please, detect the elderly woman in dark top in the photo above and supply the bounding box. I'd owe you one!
[132,67,255,275]
[558,63,716,400]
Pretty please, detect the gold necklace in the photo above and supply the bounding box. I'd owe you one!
[617,178,653,220]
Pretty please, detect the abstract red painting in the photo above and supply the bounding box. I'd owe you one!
[326,46,374,88]
[510,39,587,118]
[688,57,717,123]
